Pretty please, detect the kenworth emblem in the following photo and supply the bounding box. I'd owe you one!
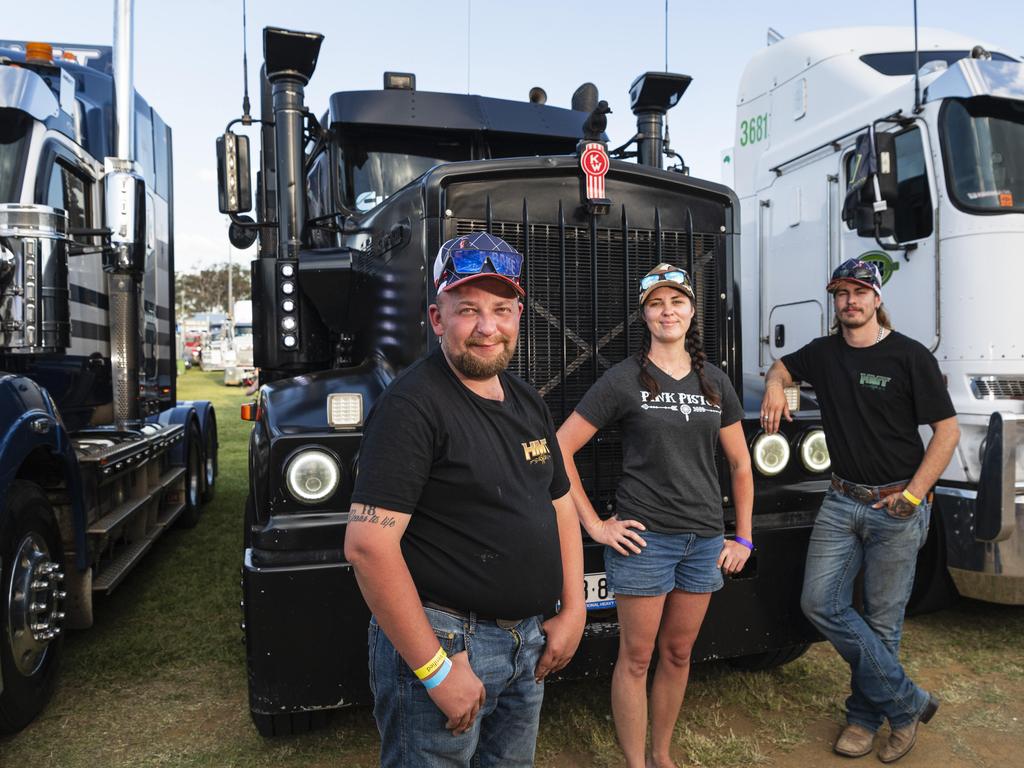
[580,142,610,200]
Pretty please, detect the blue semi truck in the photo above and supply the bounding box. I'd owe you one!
[0,5,217,733]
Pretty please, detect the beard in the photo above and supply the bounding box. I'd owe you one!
[837,304,876,329]
[442,334,517,379]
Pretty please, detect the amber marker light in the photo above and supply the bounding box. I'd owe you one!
[240,402,260,421]
[25,42,54,64]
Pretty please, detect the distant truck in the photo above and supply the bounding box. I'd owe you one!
[224,299,256,386]
[728,27,1024,608]
[0,1,218,733]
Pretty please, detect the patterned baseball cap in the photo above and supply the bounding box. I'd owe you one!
[433,232,525,297]
[826,258,882,296]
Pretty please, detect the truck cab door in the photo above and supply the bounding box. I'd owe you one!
[836,125,938,347]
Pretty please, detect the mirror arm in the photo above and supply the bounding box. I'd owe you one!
[229,212,276,230]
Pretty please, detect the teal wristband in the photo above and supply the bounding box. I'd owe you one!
[422,656,452,690]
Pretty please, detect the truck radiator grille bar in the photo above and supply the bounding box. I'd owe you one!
[970,376,1024,400]
[454,215,723,513]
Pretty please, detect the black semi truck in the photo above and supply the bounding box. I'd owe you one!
[219,26,830,736]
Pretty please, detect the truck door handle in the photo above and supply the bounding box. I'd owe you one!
[774,324,785,347]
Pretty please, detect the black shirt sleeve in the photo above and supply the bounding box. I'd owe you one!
[544,408,571,500]
[716,367,744,428]
[909,344,957,425]
[781,338,821,386]
[350,393,435,515]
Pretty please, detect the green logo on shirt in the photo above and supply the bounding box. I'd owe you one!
[859,372,891,391]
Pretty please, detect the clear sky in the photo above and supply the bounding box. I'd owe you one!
[6,0,1023,272]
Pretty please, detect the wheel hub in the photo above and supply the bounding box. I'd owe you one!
[7,533,66,676]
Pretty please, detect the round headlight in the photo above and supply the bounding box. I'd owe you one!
[752,432,791,477]
[285,449,340,504]
[800,429,831,473]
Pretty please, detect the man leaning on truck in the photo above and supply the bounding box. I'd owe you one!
[760,258,959,763]
[344,232,586,768]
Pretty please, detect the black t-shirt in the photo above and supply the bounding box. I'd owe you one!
[575,357,744,535]
[781,332,955,486]
[350,349,570,619]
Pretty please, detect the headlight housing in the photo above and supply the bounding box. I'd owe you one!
[284,448,340,504]
[799,429,831,473]
[752,432,791,477]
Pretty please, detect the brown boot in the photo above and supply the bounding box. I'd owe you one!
[834,723,875,757]
[877,695,939,763]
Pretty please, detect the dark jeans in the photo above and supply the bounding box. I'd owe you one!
[801,488,932,731]
[369,606,546,767]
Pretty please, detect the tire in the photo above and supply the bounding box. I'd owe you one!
[0,481,65,734]
[176,421,204,529]
[201,413,218,504]
[251,709,329,737]
[907,507,957,615]
[729,642,811,671]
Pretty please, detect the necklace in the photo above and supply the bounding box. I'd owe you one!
[876,326,885,344]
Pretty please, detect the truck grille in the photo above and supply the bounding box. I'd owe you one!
[970,376,1024,400]
[454,214,725,513]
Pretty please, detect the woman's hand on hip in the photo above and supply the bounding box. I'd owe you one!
[586,516,647,556]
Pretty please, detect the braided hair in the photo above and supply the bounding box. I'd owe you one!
[637,309,720,406]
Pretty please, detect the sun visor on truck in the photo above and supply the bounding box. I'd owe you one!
[924,58,1024,103]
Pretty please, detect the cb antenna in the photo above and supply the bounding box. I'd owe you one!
[241,0,252,124]
[912,0,922,113]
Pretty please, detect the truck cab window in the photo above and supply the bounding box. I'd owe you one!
[45,160,90,230]
[336,131,471,212]
[942,96,1024,214]
[844,127,932,242]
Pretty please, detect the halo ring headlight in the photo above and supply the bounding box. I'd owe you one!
[752,432,791,477]
[284,448,340,504]
[799,429,831,473]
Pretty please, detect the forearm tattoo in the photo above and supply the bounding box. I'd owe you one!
[348,504,397,529]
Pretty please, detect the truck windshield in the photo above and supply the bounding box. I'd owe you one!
[0,109,32,203]
[941,96,1024,213]
[337,131,472,212]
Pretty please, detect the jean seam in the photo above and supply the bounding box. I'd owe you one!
[830,503,917,721]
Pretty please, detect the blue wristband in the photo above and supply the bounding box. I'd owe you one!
[733,536,754,551]
[422,656,452,690]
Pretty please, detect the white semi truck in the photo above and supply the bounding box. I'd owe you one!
[730,27,1024,607]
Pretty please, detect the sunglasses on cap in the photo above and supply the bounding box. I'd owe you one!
[441,248,523,280]
[640,269,692,292]
[831,262,879,284]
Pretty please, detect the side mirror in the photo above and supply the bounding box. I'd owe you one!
[216,132,252,214]
[842,130,898,239]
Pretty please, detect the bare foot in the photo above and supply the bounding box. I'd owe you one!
[649,755,678,768]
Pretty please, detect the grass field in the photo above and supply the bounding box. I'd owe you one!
[1,369,1022,767]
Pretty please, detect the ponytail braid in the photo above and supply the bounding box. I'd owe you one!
[685,321,720,407]
[637,327,660,398]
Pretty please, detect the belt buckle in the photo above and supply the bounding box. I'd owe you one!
[495,618,520,630]
[848,484,876,504]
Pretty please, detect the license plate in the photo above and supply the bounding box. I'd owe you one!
[584,572,615,610]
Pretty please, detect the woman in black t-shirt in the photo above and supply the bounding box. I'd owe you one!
[556,263,753,768]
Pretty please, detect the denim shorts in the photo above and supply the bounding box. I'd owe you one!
[604,529,725,596]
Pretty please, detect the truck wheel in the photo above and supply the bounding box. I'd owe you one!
[0,481,66,734]
[729,642,811,671]
[176,422,204,529]
[251,709,329,737]
[201,413,218,503]
[907,507,956,615]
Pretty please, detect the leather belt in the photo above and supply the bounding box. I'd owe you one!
[423,601,526,630]
[830,474,933,504]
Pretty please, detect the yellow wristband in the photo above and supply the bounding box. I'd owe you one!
[902,489,922,507]
[413,647,448,681]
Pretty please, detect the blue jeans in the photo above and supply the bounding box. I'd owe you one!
[604,530,725,595]
[801,487,932,731]
[369,606,546,767]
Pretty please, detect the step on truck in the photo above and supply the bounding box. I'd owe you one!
[0,0,218,733]
[219,26,834,736]
[728,27,1024,610]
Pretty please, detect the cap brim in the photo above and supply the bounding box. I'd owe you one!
[438,272,525,297]
[826,277,881,296]
[639,281,694,305]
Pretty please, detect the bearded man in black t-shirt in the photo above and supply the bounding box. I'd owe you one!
[344,232,585,768]
[761,258,959,764]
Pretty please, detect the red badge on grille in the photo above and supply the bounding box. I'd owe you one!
[580,143,610,200]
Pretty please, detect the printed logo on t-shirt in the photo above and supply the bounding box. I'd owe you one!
[639,390,720,422]
[859,372,892,391]
[522,437,552,465]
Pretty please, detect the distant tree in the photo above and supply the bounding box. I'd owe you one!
[176,262,251,319]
